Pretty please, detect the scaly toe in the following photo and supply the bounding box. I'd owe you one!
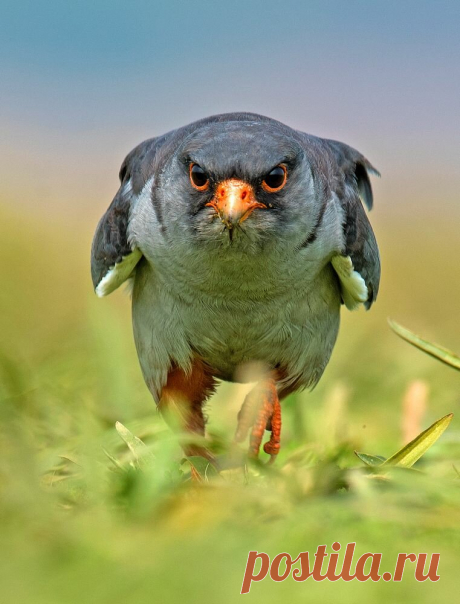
[235,379,282,460]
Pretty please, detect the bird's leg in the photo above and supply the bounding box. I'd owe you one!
[158,359,217,462]
[234,377,281,462]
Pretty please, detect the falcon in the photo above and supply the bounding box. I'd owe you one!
[91,113,380,462]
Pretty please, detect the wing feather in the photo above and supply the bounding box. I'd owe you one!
[327,140,381,309]
[91,180,142,295]
[90,136,162,296]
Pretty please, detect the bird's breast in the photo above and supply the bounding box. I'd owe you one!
[132,255,341,393]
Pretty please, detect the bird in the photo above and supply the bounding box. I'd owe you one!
[91,112,380,463]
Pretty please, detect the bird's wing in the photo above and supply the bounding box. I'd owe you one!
[91,137,161,297]
[327,140,381,310]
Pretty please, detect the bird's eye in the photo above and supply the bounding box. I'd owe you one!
[189,163,209,191]
[262,165,287,192]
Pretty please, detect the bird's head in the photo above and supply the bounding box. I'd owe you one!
[152,120,318,253]
[93,113,379,300]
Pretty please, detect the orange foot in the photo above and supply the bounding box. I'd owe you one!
[234,378,281,463]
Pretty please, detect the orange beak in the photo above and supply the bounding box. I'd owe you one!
[206,179,266,228]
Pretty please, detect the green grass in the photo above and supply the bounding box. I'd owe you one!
[1,205,460,603]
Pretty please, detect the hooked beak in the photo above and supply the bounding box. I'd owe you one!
[206,179,266,229]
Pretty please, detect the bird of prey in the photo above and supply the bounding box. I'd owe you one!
[91,113,380,462]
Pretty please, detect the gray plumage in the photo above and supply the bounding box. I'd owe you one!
[91,112,380,402]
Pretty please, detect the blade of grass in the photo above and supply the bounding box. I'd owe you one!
[382,413,453,468]
[115,421,154,464]
[389,319,460,370]
[354,452,386,467]
[186,456,219,481]
[102,448,126,472]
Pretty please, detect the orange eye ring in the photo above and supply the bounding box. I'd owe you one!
[261,164,287,193]
[189,163,209,191]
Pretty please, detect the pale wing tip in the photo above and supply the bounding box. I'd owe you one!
[94,249,142,298]
[95,279,111,297]
[332,255,369,310]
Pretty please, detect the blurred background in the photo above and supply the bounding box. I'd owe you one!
[1,1,460,602]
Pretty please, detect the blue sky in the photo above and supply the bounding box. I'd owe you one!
[1,1,459,220]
